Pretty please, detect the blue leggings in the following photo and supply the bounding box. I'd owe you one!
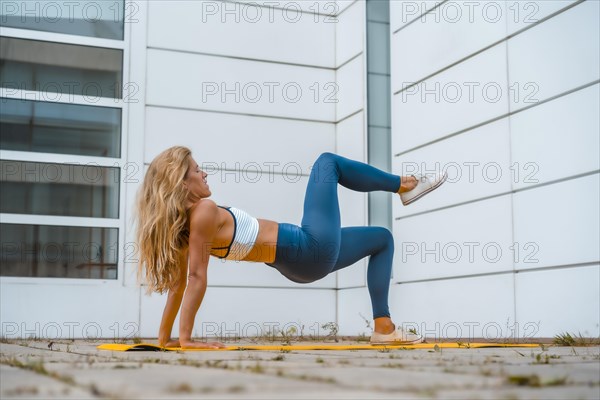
[265,152,402,319]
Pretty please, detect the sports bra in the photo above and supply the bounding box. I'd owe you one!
[210,206,259,261]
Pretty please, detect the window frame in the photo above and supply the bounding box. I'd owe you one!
[0,11,131,286]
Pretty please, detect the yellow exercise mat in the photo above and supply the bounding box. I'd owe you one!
[97,342,540,352]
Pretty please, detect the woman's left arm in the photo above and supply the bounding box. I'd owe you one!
[157,248,188,347]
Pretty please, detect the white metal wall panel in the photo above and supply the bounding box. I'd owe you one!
[510,84,600,189]
[508,0,600,111]
[146,49,336,121]
[336,54,364,121]
[391,1,507,87]
[506,0,580,36]
[515,265,600,337]
[336,0,359,15]
[147,0,335,67]
[390,274,515,340]
[393,195,514,282]
[232,0,353,15]
[144,106,335,175]
[390,0,442,32]
[0,284,139,339]
[337,286,375,336]
[392,43,509,154]
[512,174,600,270]
[336,111,366,163]
[336,0,364,67]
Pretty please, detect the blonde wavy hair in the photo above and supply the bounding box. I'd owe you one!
[134,146,192,295]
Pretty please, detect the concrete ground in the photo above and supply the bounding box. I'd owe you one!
[1,339,598,400]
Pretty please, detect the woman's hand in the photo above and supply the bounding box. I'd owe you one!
[180,340,227,349]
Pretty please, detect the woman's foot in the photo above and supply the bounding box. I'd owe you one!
[370,325,424,345]
[398,175,418,193]
[372,317,424,344]
[399,172,448,206]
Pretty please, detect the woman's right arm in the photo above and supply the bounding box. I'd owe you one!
[179,200,226,349]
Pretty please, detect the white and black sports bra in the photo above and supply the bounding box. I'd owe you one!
[210,206,259,261]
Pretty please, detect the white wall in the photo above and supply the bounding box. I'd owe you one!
[388,0,599,339]
[6,0,595,341]
[130,0,367,339]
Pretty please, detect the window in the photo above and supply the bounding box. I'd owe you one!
[0,4,126,281]
[1,98,121,157]
[0,0,125,40]
[1,224,118,279]
[0,37,123,99]
[0,160,120,218]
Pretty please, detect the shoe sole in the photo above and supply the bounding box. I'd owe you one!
[401,172,448,206]
[370,338,424,345]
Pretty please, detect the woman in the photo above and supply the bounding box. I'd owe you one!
[135,146,446,349]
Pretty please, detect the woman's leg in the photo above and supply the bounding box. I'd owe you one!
[297,152,402,277]
[331,226,395,320]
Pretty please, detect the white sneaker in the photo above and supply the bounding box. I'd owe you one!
[400,172,448,206]
[370,326,424,345]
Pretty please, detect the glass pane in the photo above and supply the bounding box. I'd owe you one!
[0,37,123,99]
[1,98,121,157]
[0,0,125,40]
[367,74,391,127]
[367,0,390,23]
[367,21,390,76]
[1,223,118,279]
[366,0,392,232]
[1,160,120,218]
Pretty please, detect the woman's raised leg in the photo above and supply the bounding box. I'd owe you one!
[293,152,403,284]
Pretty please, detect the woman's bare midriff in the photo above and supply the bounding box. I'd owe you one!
[209,207,278,263]
[242,219,279,263]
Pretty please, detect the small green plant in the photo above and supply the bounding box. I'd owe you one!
[315,357,324,364]
[113,364,139,369]
[280,326,297,345]
[507,374,541,387]
[355,333,369,342]
[554,331,600,346]
[507,374,568,387]
[553,332,576,346]
[271,354,285,361]
[532,352,559,364]
[321,322,339,342]
[358,313,372,331]
[132,336,142,344]
[381,362,404,368]
[0,336,13,344]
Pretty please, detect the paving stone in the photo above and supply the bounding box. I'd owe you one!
[1,340,598,400]
[0,364,94,399]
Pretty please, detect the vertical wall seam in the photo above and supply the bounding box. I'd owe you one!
[504,3,518,331]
